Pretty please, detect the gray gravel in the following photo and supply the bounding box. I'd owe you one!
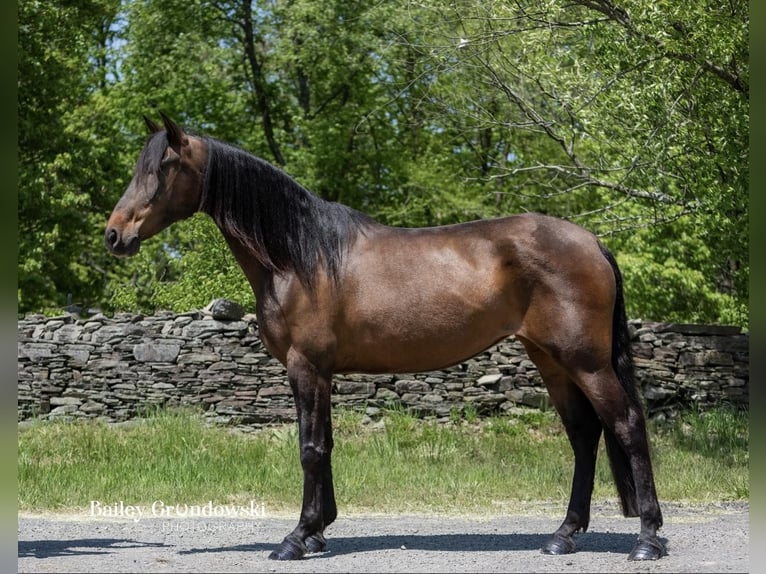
[18,501,748,573]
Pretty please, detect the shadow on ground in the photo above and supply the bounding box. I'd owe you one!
[177,531,654,558]
[18,538,170,559]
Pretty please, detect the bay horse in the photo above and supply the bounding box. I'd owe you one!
[105,113,666,561]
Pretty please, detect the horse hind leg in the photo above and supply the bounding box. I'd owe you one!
[572,364,665,560]
[519,337,603,555]
[514,238,664,560]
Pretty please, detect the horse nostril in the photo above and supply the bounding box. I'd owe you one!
[106,227,119,249]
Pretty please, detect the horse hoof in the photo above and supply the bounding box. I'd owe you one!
[541,534,576,555]
[628,537,666,561]
[268,536,307,560]
[305,532,328,553]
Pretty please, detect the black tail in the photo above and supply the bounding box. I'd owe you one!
[597,242,640,517]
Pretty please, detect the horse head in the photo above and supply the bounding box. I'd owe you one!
[104,112,207,257]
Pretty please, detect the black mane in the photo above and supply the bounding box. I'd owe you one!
[199,137,374,289]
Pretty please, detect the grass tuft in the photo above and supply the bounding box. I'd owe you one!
[18,405,748,514]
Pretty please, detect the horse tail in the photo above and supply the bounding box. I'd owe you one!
[597,241,640,517]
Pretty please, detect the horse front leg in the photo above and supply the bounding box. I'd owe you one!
[269,349,337,560]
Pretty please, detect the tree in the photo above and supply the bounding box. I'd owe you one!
[18,0,748,327]
[18,0,124,313]
[396,0,748,325]
[104,0,475,310]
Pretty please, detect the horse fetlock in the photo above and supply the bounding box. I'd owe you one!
[563,509,589,533]
[305,532,328,553]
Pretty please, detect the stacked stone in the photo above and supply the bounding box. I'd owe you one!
[17,302,749,430]
[17,300,299,429]
[630,321,749,420]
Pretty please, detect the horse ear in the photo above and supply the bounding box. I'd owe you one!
[159,111,189,150]
[143,115,162,133]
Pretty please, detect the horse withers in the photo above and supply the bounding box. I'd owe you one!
[105,113,666,561]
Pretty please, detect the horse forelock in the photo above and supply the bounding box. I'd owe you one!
[135,132,168,182]
[200,137,373,289]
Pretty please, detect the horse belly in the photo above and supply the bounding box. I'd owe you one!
[332,221,535,374]
[335,283,518,374]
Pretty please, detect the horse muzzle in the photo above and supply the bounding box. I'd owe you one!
[105,226,141,257]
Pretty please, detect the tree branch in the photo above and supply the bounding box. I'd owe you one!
[573,0,748,96]
[237,0,285,165]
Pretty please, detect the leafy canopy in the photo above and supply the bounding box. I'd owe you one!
[18,0,748,328]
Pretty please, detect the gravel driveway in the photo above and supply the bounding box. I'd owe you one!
[18,501,748,573]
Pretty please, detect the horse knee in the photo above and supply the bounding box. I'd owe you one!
[300,443,328,467]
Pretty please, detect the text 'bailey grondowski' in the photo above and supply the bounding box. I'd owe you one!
[89,500,267,522]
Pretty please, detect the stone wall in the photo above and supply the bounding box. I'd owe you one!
[17,304,749,430]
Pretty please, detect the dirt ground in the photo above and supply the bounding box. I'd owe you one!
[18,501,749,573]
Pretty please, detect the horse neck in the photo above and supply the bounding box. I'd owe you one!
[198,136,380,300]
[219,232,275,301]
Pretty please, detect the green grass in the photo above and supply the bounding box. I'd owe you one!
[18,405,748,515]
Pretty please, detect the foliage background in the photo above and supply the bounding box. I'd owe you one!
[17,0,749,327]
